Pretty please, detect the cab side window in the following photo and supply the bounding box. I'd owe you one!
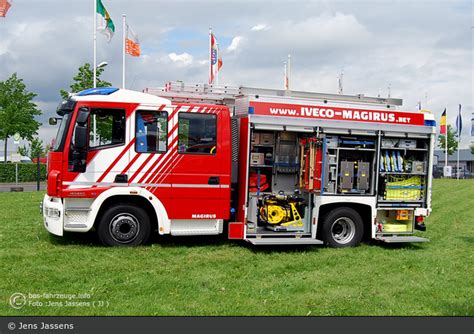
[89,108,126,149]
[135,110,168,153]
[178,113,217,154]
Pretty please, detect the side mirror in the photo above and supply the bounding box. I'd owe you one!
[73,107,89,150]
[74,125,88,149]
[49,117,60,125]
[76,107,89,125]
[69,107,90,173]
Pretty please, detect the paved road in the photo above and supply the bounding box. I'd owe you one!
[0,182,46,192]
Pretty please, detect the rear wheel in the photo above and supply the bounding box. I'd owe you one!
[97,204,151,246]
[321,207,364,247]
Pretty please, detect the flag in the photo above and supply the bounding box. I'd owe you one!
[471,112,474,137]
[338,74,343,94]
[0,0,11,17]
[209,31,222,84]
[125,23,140,57]
[440,108,446,135]
[455,104,462,138]
[96,0,115,41]
[217,44,223,71]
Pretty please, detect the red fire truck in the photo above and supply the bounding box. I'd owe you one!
[43,83,435,247]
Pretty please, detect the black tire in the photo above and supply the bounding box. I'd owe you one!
[321,207,364,248]
[97,203,151,246]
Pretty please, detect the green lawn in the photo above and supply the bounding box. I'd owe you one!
[1,179,473,316]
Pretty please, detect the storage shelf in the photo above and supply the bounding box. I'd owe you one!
[250,164,273,168]
[252,144,274,148]
[337,147,376,151]
[381,147,428,151]
[378,199,425,203]
[380,172,427,176]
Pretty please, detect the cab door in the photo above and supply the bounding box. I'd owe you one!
[64,104,129,195]
[170,107,231,219]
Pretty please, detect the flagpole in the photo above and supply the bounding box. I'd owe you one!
[445,109,448,171]
[457,104,461,180]
[93,0,97,88]
[456,135,460,180]
[338,70,344,94]
[284,61,287,90]
[287,54,291,90]
[209,28,212,85]
[122,14,126,89]
[93,0,97,146]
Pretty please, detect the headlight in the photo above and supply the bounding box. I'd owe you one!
[46,208,61,219]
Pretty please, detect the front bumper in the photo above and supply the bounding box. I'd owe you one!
[42,195,64,236]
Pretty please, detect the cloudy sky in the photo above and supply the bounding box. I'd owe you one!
[0,0,472,152]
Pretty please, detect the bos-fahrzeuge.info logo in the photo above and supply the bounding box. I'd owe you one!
[9,292,27,309]
[9,291,109,309]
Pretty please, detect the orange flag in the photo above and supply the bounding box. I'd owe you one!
[0,0,12,17]
[125,24,140,57]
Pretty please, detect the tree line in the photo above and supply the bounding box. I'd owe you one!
[0,64,111,162]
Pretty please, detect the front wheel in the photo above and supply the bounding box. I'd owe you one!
[321,207,364,248]
[97,204,151,246]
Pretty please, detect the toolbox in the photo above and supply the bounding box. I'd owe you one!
[399,139,417,149]
[250,153,265,166]
[411,161,425,174]
[260,133,274,145]
[381,138,399,148]
[251,133,260,145]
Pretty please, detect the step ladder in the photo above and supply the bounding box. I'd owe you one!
[246,237,323,246]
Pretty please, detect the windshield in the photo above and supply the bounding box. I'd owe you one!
[52,112,72,152]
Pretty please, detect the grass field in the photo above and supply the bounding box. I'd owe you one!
[1,179,473,316]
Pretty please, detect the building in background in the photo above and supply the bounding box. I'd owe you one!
[433,149,474,178]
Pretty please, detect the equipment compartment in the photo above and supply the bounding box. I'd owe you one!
[376,209,414,234]
[323,134,376,195]
[249,130,275,194]
[377,136,429,204]
[247,130,312,235]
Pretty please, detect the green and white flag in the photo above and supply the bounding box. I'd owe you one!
[96,0,115,41]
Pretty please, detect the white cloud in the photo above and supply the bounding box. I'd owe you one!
[227,36,244,52]
[252,13,370,54]
[168,52,193,66]
[251,24,269,31]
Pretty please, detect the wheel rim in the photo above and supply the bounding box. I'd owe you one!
[109,213,140,244]
[331,217,356,244]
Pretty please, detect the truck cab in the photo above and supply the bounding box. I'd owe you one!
[44,87,231,245]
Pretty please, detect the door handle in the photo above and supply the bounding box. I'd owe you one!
[208,176,220,185]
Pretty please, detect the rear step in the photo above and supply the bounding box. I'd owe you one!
[246,237,324,245]
[376,236,429,243]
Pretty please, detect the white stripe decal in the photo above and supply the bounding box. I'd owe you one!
[145,144,179,187]
[146,155,183,191]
